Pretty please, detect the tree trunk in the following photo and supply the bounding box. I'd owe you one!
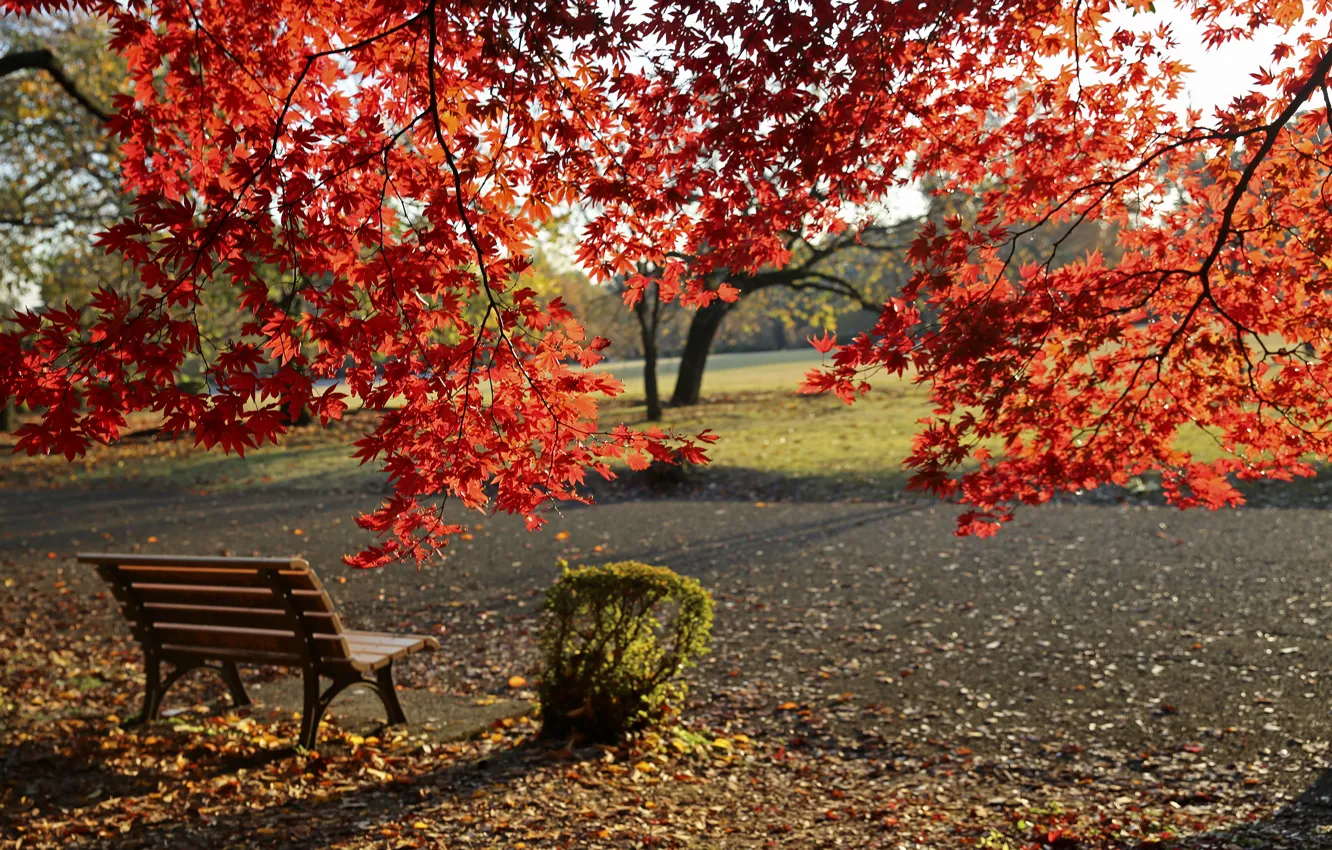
[670,299,730,407]
[641,334,662,421]
[1,398,17,434]
[633,284,663,421]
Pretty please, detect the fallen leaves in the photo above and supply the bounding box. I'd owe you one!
[3,504,1331,850]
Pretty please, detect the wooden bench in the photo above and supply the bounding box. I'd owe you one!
[80,552,439,748]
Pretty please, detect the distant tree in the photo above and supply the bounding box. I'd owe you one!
[1,12,121,434]
[669,220,916,406]
[1,14,123,306]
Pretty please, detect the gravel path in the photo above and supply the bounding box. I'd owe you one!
[6,483,1332,834]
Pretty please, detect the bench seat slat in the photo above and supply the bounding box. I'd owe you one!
[81,553,307,570]
[141,602,341,632]
[151,623,351,660]
[128,584,334,613]
[159,643,304,666]
[345,631,441,652]
[120,566,322,592]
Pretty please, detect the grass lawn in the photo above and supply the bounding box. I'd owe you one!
[0,350,943,498]
[1,348,1318,503]
[602,348,827,398]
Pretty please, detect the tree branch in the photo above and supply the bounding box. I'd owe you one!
[0,48,109,123]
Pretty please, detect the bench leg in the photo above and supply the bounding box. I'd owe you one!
[298,671,324,750]
[220,662,251,708]
[375,665,407,726]
[136,652,164,724]
[296,668,408,747]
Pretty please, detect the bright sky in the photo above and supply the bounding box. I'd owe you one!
[878,2,1322,222]
[1123,2,1300,115]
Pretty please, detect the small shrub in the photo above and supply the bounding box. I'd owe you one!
[538,561,713,740]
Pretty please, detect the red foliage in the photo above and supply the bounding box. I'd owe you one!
[802,2,1332,534]
[3,0,1331,557]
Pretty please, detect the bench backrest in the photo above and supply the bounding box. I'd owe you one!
[80,553,352,665]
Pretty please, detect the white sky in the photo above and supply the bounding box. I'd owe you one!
[881,2,1322,222]
[1122,2,1300,115]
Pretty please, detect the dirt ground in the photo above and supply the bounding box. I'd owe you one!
[7,478,1332,847]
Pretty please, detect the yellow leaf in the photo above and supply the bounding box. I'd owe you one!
[413,822,429,830]
[508,675,527,689]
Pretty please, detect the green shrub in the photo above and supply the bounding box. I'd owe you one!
[538,561,713,740]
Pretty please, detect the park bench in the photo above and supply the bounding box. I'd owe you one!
[80,552,439,748]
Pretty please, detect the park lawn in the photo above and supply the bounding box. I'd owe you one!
[612,382,935,498]
[602,348,827,399]
[0,346,1318,500]
[0,348,930,496]
[0,383,934,499]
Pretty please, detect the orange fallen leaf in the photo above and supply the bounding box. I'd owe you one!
[508,675,527,689]
[146,536,159,543]
[46,552,57,559]
[460,533,474,540]
[777,701,799,711]
[293,528,305,536]
[555,531,570,541]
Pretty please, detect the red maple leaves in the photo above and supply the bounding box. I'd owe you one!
[3,0,1331,557]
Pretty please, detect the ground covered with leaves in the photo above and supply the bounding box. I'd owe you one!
[7,455,1332,847]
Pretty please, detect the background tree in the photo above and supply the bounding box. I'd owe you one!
[667,220,916,406]
[0,12,121,433]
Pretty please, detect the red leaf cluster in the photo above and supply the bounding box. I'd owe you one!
[4,0,1332,554]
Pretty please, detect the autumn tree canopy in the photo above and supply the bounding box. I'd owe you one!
[1,0,1329,563]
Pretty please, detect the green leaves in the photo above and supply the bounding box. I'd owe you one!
[538,561,713,740]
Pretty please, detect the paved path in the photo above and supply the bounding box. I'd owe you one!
[6,484,1332,808]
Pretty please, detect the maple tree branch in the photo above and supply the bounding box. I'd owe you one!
[1197,49,1332,293]
[0,48,110,123]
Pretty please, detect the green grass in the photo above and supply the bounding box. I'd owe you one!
[4,348,1326,504]
[612,381,933,498]
[1,350,930,496]
[603,349,827,398]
